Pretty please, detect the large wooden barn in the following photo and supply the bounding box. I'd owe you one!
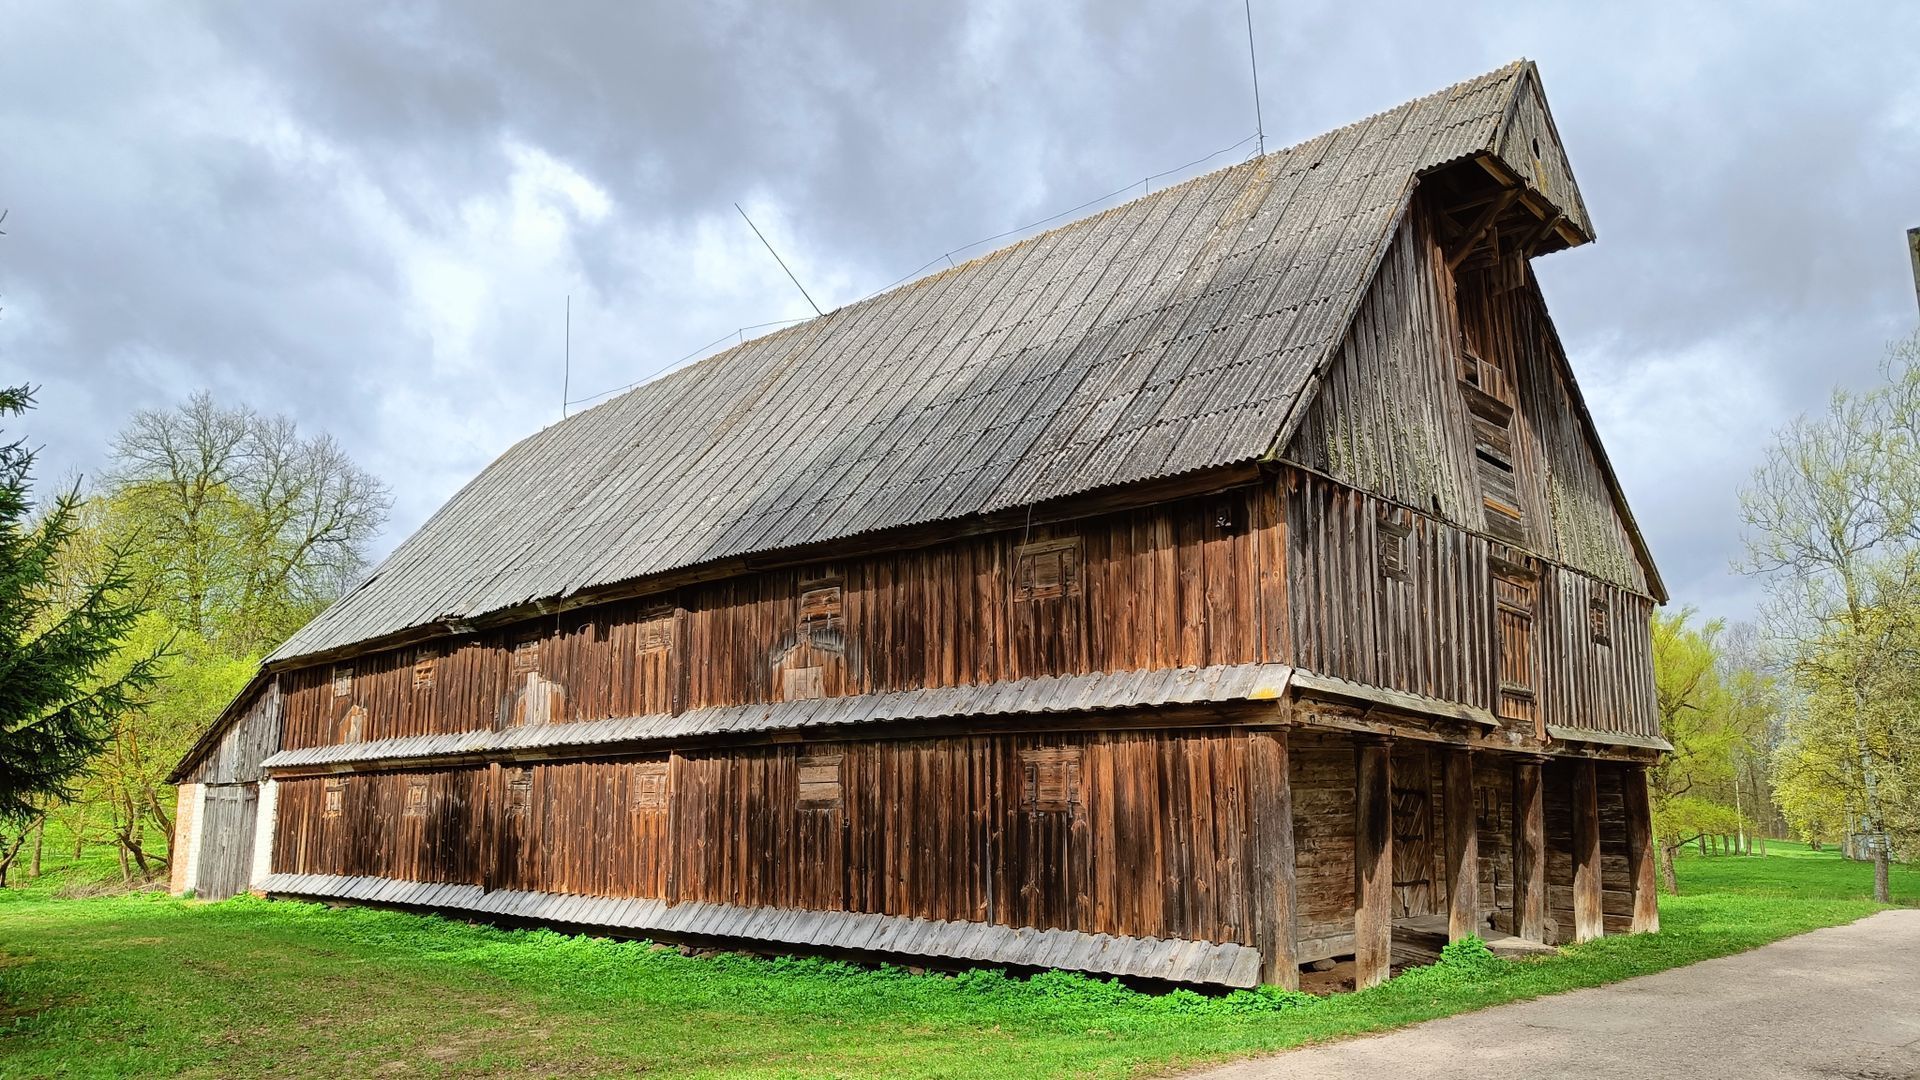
[170,60,1667,991]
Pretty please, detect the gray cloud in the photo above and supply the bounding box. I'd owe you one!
[3,1,1917,629]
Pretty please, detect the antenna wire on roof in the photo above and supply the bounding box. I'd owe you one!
[1244,0,1266,156]
[562,294,571,419]
[736,203,824,316]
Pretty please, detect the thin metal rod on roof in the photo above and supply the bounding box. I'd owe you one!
[562,294,571,419]
[561,132,1256,413]
[1244,0,1266,156]
[736,203,824,317]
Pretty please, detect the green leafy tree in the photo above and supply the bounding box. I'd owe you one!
[1648,609,1766,892]
[51,392,390,879]
[1741,333,1920,901]
[0,386,160,836]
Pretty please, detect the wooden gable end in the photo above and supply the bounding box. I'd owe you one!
[1282,201,1656,598]
[1491,66,1593,243]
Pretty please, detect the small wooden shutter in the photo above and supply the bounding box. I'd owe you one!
[403,776,429,818]
[1589,597,1612,646]
[505,768,533,816]
[510,632,542,674]
[323,777,346,818]
[331,664,353,698]
[1378,516,1412,582]
[797,753,843,809]
[1493,561,1539,729]
[630,761,669,812]
[412,651,436,690]
[1013,539,1081,602]
[1018,748,1082,812]
[639,609,674,654]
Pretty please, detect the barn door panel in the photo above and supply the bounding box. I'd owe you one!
[1389,747,1435,918]
[1492,555,1540,735]
[198,784,258,900]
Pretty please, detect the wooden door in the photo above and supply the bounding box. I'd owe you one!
[197,784,258,900]
[1493,560,1540,734]
[1390,747,1435,918]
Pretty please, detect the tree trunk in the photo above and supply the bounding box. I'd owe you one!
[1875,843,1892,904]
[1659,841,1679,895]
[29,817,43,877]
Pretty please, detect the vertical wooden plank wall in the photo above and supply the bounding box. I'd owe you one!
[1284,199,1648,598]
[278,490,1278,751]
[1285,469,1655,739]
[274,727,1274,951]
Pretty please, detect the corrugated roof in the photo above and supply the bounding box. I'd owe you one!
[274,61,1547,663]
[260,662,1293,770]
[255,872,1263,987]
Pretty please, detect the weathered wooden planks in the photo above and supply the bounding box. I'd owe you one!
[1571,760,1604,943]
[1443,748,1479,941]
[1353,739,1394,989]
[1513,758,1546,942]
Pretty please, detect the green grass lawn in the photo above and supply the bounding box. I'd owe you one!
[0,840,1912,1079]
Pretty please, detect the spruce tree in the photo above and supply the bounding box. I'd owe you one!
[0,385,158,822]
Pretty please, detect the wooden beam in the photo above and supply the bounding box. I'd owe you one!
[1624,764,1660,933]
[1444,748,1479,942]
[1446,188,1519,272]
[1353,737,1394,989]
[1522,210,1566,258]
[1248,728,1298,988]
[1572,760,1604,943]
[1513,758,1546,942]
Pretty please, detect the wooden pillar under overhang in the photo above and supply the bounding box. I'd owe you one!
[1513,757,1546,943]
[1573,759,1604,943]
[1444,747,1479,942]
[1248,727,1298,988]
[1623,763,1660,934]
[1353,736,1394,990]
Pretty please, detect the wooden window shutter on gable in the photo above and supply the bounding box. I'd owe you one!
[505,767,533,816]
[637,607,675,654]
[1491,554,1540,730]
[1378,512,1413,583]
[796,753,843,810]
[1018,748,1082,813]
[797,581,844,648]
[331,663,353,698]
[323,777,346,818]
[403,776,429,818]
[1013,538,1081,602]
[510,630,542,674]
[630,761,669,813]
[412,650,436,690]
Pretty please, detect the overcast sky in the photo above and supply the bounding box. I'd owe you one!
[4,1,1917,625]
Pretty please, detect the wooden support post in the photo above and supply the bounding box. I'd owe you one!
[1353,737,1394,989]
[1444,748,1479,942]
[1248,727,1298,988]
[1573,759,1604,943]
[1513,758,1546,942]
[1624,764,1660,934]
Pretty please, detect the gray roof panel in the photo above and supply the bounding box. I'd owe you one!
[272,63,1539,663]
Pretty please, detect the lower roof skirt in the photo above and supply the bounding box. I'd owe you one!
[255,872,1263,989]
